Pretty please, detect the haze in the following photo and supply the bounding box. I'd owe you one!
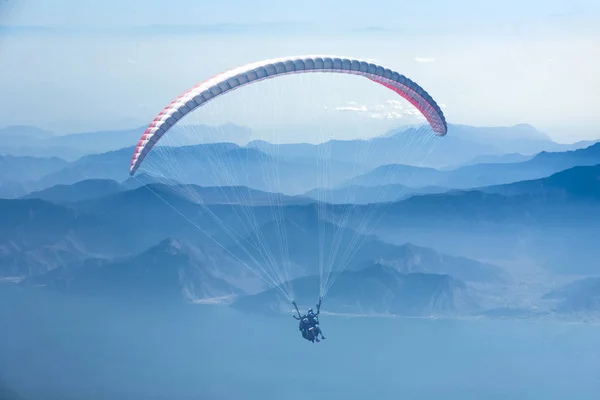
[2,1,600,400]
[1,0,600,140]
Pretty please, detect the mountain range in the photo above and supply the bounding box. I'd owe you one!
[2,176,514,314]
[22,178,313,206]
[0,123,252,159]
[446,123,598,154]
[0,154,68,197]
[2,123,599,199]
[4,161,600,281]
[3,138,600,200]
[480,164,600,201]
[3,159,598,276]
[449,152,533,168]
[250,123,598,169]
[303,184,450,204]
[542,277,600,313]
[345,142,600,189]
[338,163,600,273]
[232,263,480,316]
[2,122,600,318]
[26,238,242,303]
[4,181,507,280]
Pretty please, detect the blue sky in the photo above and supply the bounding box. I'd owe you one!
[1,0,599,142]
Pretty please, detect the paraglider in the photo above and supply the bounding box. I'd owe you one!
[293,298,326,343]
[128,55,448,342]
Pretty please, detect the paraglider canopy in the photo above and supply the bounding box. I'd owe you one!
[129,55,447,176]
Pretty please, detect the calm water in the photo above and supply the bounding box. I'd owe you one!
[1,283,600,400]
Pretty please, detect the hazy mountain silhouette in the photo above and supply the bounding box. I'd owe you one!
[0,125,82,160]
[0,155,67,187]
[542,277,600,313]
[453,152,533,168]
[221,203,507,286]
[33,147,135,190]
[0,123,253,160]
[8,156,600,283]
[249,127,498,169]
[304,183,450,204]
[480,164,600,201]
[4,156,600,307]
[0,125,55,143]
[5,126,600,199]
[27,238,243,303]
[347,142,600,189]
[120,172,181,190]
[250,124,597,171]
[232,263,480,316]
[447,123,599,154]
[32,144,361,195]
[3,181,509,303]
[23,178,313,206]
[4,159,600,284]
[4,123,593,166]
[346,163,600,267]
[23,179,123,203]
[0,194,217,277]
[47,123,252,153]
[345,164,445,187]
[0,198,93,277]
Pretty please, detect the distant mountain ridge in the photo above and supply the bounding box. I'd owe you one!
[0,125,56,143]
[5,163,600,282]
[22,178,314,206]
[23,179,123,203]
[0,123,252,156]
[2,124,600,199]
[2,185,508,307]
[447,123,598,154]
[0,154,67,184]
[479,164,600,200]
[27,238,242,303]
[2,123,600,319]
[349,164,600,271]
[542,277,600,313]
[303,183,449,204]
[452,152,533,168]
[345,142,600,189]
[232,263,480,316]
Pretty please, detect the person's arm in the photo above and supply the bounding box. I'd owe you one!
[292,301,302,319]
[315,297,322,316]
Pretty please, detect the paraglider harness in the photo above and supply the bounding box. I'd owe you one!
[292,297,323,342]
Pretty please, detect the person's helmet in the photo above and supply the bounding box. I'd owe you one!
[308,308,313,314]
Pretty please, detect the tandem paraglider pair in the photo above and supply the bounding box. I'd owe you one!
[292,298,326,343]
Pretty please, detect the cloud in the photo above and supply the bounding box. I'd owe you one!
[335,104,368,112]
[414,57,436,63]
[332,100,426,121]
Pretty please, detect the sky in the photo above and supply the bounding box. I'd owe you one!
[0,0,599,142]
